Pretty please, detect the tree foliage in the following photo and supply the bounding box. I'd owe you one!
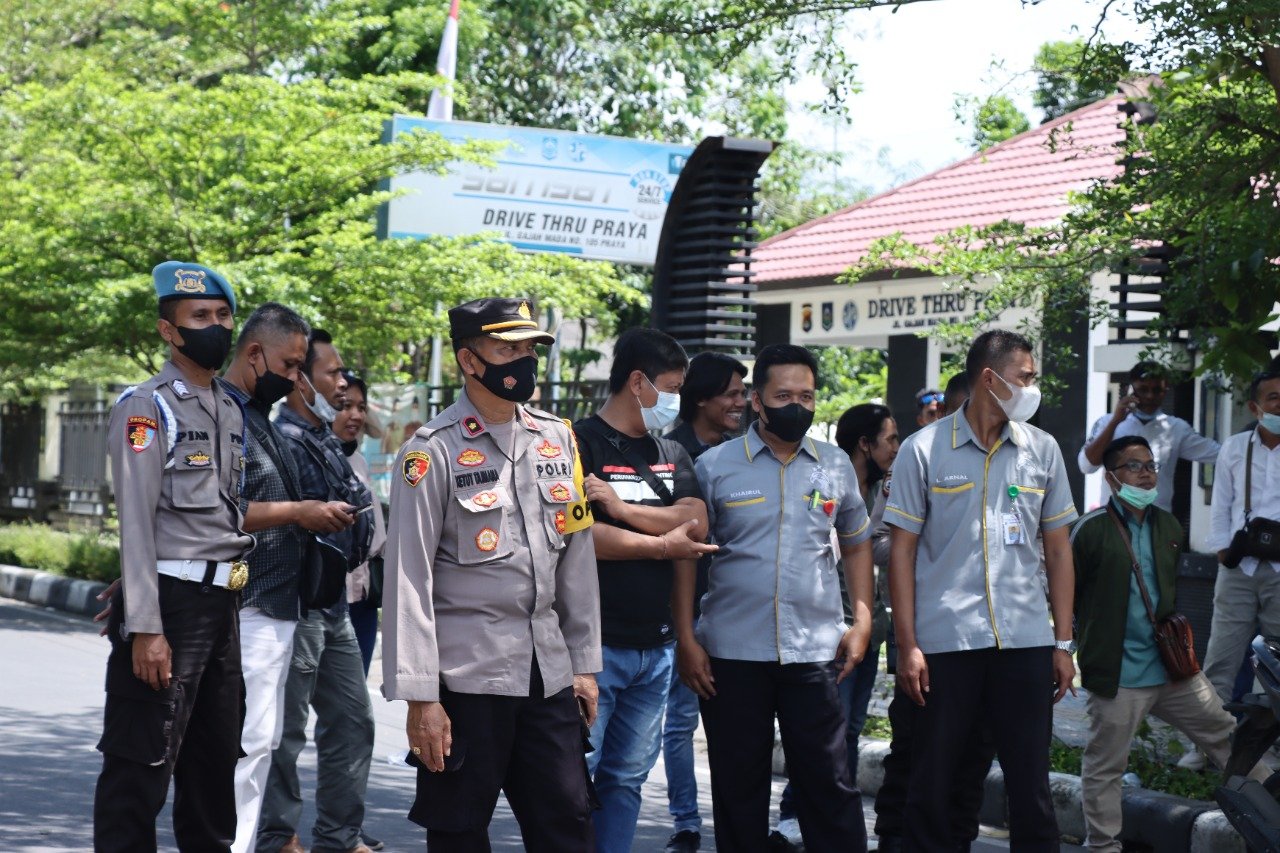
[1032,39,1129,121]
[0,0,872,399]
[959,94,1031,151]
[682,0,1279,387]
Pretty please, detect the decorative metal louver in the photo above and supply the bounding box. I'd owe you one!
[650,137,776,355]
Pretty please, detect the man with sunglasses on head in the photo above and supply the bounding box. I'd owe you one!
[1079,361,1219,513]
[1200,364,1280,705]
[915,388,944,428]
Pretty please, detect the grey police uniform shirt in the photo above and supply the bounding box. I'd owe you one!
[885,406,1078,654]
[1078,411,1219,512]
[693,424,872,664]
[109,361,253,636]
[381,389,602,703]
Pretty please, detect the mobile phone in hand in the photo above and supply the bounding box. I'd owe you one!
[352,503,375,516]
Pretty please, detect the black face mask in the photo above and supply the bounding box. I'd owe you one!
[467,349,538,403]
[175,323,233,370]
[340,439,359,457]
[864,448,885,486]
[250,349,295,407]
[761,402,814,443]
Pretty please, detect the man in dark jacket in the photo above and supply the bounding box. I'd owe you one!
[1071,435,1263,852]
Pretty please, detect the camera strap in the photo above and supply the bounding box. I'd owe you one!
[1246,431,1255,521]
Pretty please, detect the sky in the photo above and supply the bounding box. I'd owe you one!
[787,0,1148,192]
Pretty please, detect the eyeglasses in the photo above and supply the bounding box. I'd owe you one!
[918,393,944,407]
[1109,461,1161,474]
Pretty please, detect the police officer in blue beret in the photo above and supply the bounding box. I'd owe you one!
[93,260,255,852]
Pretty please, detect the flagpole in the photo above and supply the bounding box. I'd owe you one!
[426,0,459,412]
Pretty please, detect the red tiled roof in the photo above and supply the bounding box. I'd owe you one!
[754,96,1128,284]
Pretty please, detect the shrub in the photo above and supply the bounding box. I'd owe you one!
[0,523,119,581]
[68,533,121,583]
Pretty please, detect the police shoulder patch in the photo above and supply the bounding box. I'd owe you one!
[403,450,431,487]
[126,415,158,453]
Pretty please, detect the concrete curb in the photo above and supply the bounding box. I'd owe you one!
[0,563,109,618]
[850,740,1245,852]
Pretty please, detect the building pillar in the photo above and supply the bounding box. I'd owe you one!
[888,334,929,440]
[1037,308,1090,511]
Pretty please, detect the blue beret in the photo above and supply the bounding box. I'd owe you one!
[152,261,236,314]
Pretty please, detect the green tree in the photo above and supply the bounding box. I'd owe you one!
[634,0,1280,387]
[809,346,887,426]
[0,66,633,393]
[957,93,1031,150]
[1032,39,1129,121]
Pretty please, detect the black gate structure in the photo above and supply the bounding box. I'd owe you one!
[57,398,112,520]
[650,136,776,356]
[0,402,55,521]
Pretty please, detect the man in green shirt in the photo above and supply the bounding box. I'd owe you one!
[1071,435,1261,852]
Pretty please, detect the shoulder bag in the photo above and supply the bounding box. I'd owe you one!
[1107,505,1200,681]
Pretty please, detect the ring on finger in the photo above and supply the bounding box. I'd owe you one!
[412,746,422,755]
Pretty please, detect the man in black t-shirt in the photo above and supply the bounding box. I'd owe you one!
[574,328,717,853]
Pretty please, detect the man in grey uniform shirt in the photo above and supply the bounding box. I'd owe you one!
[887,329,1078,853]
[94,261,254,852]
[382,297,602,852]
[678,343,875,853]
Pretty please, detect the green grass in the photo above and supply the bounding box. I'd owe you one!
[0,523,119,582]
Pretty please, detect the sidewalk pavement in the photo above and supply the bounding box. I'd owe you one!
[0,562,1254,852]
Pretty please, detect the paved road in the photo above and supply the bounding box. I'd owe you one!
[0,598,1080,852]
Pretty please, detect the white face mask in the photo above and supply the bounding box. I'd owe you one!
[638,376,681,432]
[301,372,339,424]
[990,371,1041,422]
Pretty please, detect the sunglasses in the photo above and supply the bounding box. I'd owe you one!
[918,393,944,407]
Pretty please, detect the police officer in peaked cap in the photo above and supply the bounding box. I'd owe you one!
[382,297,603,851]
[93,261,255,852]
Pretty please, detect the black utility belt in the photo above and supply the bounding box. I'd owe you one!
[156,559,249,590]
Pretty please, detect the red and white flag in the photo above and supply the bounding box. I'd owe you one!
[427,0,459,121]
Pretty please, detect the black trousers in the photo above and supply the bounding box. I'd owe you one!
[411,662,593,853]
[699,657,866,853]
[93,575,243,853]
[873,684,996,851]
[903,647,1058,853]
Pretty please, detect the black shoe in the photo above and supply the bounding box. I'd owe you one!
[360,831,384,851]
[876,835,902,853]
[664,829,701,852]
[768,830,804,852]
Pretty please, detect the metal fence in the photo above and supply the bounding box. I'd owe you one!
[57,399,112,516]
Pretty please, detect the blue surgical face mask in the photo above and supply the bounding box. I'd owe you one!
[638,376,681,432]
[1260,411,1280,435]
[1132,409,1157,423]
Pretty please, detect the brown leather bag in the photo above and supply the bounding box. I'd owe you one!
[1107,505,1201,682]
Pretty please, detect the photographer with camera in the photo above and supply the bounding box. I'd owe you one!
[1203,366,1280,704]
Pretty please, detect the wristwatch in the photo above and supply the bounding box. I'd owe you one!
[1054,639,1077,654]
